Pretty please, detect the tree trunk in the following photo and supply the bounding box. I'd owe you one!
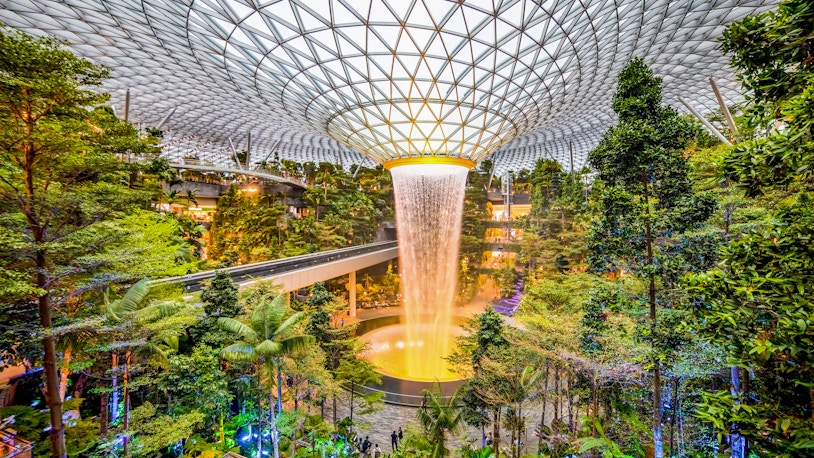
[642,177,663,458]
[730,367,746,458]
[259,395,265,458]
[38,253,67,458]
[111,353,119,423]
[510,408,516,458]
[73,370,89,399]
[567,376,574,432]
[537,362,548,455]
[670,378,680,457]
[277,364,284,415]
[59,346,72,402]
[349,381,355,424]
[333,394,337,426]
[100,392,109,436]
[553,366,560,423]
[123,351,131,457]
[493,407,501,457]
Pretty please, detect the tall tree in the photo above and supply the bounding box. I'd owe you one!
[685,2,814,456]
[0,28,158,457]
[587,58,714,458]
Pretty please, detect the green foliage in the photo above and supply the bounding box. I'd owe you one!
[0,399,98,457]
[471,310,510,368]
[417,384,464,458]
[492,266,519,298]
[201,270,241,318]
[676,3,814,455]
[685,197,814,456]
[577,418,634,458]
[218,294,314,364]
[305,283,334,344]
[720,0,814,196]
[157,344,233,422]
[128,402,206,457]
[580,286,624,355]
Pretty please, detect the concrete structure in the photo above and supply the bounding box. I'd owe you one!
[158,241,398,315]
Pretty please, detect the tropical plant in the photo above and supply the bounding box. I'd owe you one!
[586,57,714,458]
[217,294,314,458]
[417,384,465,458]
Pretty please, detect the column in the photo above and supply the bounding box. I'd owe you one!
[348,270,357,317]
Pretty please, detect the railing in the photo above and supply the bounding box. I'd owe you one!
[155,241,398,292]
[0,429,33,458]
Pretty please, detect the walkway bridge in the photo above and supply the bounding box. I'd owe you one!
[155,241,399,315]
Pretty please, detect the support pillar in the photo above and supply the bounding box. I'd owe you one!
[348,271,357,317]
[285,291,291,308]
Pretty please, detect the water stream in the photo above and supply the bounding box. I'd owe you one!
[389,164,469,380]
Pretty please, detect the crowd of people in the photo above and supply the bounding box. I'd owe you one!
[340,427,403,458]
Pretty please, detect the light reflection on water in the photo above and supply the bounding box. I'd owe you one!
[362,324,465,382]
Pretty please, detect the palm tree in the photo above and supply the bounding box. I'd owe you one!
[417,384,465,458]
[218,294,314,458]
[102,279,190,456]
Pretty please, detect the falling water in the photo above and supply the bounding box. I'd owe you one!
[390,163,469,380]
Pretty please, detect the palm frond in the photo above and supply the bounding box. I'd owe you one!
[111,278,151,315]
[139,343,169,369]
[279,334,315,353]
[255,339,283,358]
[274,311,308,340]
[250,297,267,335]
[137,301,186,322]
[217,317,258,341]
[221,343,259,363]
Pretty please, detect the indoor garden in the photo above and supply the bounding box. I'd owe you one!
[1,1,812,458]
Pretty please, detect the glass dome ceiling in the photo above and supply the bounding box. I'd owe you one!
[0,0,773,172]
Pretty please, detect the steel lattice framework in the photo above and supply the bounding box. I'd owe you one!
[0,0,773,173]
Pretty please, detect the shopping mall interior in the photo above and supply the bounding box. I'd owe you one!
[1,1,812,457]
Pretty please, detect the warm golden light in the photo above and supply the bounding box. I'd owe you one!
[383,157,476,170]
[363,324,464,382]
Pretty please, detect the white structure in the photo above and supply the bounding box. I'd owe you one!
[0,0,772,172]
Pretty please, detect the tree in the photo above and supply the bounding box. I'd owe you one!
[201,271,240,318]
[334,340,383,425]
[417,384,465,458]
[0,27,159,458]
[683,2,814,455]
[217,294,314,458]
[587,58,714,458]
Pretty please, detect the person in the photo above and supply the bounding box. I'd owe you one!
[373,444,382,458]
[340,317,345,327]
[362,436,371,456]
[391,431,398,451]
[398,427,403,443]
[486,433,493,446]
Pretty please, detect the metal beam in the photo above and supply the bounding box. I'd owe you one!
[156,107,177,130]
[123,88,130,122]
[228,137,243,170]
[260,139,281,165]
[679,97,732,146]
[246,132,251,168]
[709,77,738,137]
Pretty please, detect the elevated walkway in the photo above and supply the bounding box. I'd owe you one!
[156,241,398,293]
[166,162,307,189]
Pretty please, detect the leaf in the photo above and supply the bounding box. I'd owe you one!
[577,437,608,453]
